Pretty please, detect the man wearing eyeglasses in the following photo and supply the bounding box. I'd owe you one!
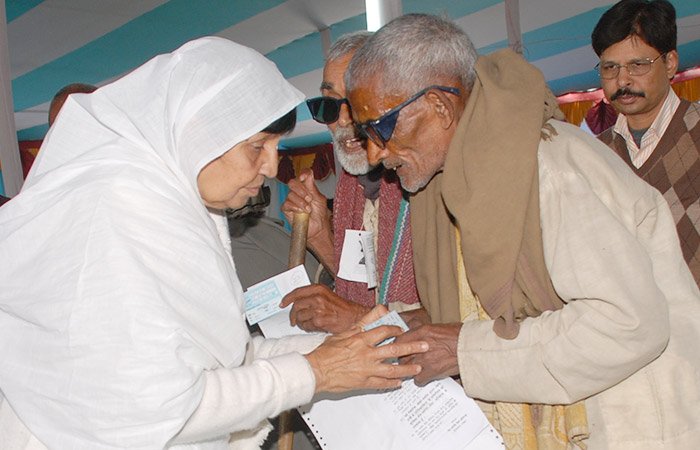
[346,12,700,449]
[280,31,422,334]
[593,0,700,285]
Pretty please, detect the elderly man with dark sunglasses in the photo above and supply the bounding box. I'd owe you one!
[345,13,700,449]
[593,0,700,286]
[280,31,424,334]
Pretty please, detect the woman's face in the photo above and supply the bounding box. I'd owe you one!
[197,131,280,210]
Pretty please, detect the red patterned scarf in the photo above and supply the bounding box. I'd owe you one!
[333,169,419,307]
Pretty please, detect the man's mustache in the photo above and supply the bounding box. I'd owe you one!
[611,88,645,101]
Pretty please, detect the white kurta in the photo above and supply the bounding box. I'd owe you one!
[457,120,700,449]
[0,37,323,450]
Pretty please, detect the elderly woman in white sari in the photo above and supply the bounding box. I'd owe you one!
[0,37,427,450]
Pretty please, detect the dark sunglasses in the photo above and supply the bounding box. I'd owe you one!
[306,96,350,124]
[354,85,460,148]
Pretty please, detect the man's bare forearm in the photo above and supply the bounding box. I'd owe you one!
[307,225,337,277]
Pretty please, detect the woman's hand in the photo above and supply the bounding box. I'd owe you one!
[304,306,429,393]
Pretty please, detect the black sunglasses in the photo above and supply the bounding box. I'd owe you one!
[354,85,460,148]
[306,96,350,124]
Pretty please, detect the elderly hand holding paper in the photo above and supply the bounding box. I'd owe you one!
[0,37,427,450]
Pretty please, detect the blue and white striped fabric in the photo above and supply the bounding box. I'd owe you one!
[6,0,700,148]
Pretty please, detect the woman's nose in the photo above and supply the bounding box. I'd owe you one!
[260,146,278,178]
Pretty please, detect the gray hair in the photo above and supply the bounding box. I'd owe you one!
[346,14,477,95]
[326,30,373,63]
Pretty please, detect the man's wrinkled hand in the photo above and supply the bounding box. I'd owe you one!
[399,307,432,329]
[280,169,331,244]
[280,284,371,333]
[393,323,462,386]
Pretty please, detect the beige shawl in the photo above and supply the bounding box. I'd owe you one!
[410,49,565,339]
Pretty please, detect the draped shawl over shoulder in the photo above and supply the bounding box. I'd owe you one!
[410,49,564,339]
[0,37,303,448]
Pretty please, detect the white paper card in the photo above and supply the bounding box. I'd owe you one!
[244,265,310,325]
[257,306,307,339]
[363,310,405,348]
[360,231,378,289]
[337,229,377,285]
[364,310,407,332]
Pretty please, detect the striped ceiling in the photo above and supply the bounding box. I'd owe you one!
[6,0,700,148]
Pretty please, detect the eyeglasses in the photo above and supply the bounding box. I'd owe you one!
[353,85,460,149]
[595,53,666,79]
[306,97,350,124]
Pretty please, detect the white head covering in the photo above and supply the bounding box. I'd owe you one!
[28,36,303,196]
[0,37,303,448]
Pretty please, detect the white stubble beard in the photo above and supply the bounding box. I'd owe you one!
[331,124,374,176]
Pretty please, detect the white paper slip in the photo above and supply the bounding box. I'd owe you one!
[360,231,378,289]
[337,229,377,285]
[244,265,310,325]
[364,310,408,332]
[363,310,407,348]
[257,306,307,339]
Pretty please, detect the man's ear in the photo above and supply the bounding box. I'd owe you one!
[426,90,456,130]
[665,50,679,80]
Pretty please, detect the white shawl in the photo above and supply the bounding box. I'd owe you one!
[0,37,304,449]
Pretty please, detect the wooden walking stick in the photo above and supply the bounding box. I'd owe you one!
[278,211,310,450]
[288,212,310,268]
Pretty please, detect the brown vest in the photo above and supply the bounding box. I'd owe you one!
[599,100,700,284]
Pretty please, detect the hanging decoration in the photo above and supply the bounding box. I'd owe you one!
[559,99,597,126]
[276,143,334,184]
[312,145,334,180]
[18,139,41,179]
[585,99,618,135]
[276,153,295,184]
[671,69,700,103]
